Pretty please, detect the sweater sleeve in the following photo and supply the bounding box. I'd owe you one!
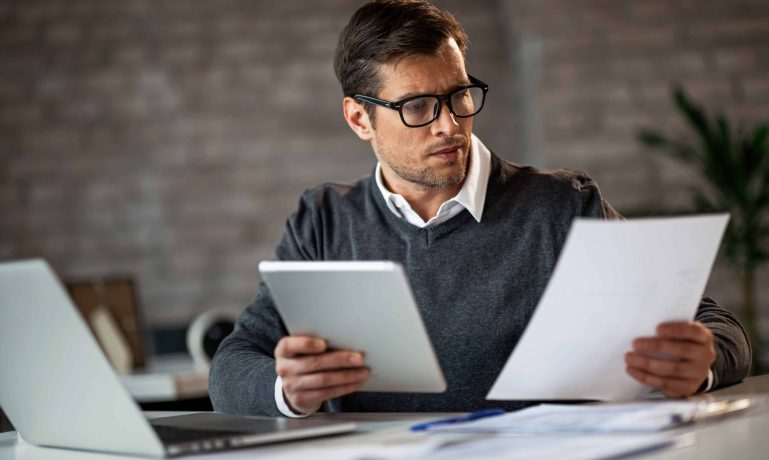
[208,192,320,416]
[575,172,752,390]
[694,297,752,389]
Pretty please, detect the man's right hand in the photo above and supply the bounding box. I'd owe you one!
[274,335,370,415]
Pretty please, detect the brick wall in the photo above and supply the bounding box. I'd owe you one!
[1,1,767,338]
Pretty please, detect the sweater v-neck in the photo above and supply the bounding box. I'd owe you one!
[370,182,476,243]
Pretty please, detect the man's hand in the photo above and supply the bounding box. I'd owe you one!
[275,336,370,415]
[625,321,716,398]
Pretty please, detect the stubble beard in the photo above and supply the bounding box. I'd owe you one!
[390,158,467,188]
[377,137,470,189]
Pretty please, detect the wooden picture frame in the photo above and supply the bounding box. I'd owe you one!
[65,278,148,369]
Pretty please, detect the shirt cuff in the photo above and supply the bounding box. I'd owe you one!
[702,369,714,393]
[274,376,308,418]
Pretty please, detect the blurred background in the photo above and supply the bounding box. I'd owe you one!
[0,0,768,371]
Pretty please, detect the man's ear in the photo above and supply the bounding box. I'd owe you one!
[343,97,373,141]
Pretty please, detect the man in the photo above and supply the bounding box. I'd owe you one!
[209,0,751,417]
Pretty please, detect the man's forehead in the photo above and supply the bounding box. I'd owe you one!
[383,38,464,72]
[376,39,468,96]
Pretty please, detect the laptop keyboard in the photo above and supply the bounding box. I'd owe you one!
[152,424,245,444]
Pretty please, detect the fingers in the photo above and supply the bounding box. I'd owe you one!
[275,336,327,359]
[625,366,702,399]
[274,335,370,414]
[287,380,369,413]
[281,366,370,415]
[625,352,705,380]
[631,337,715,362]
[626,321,716,398]
[283,368,370,393]
[277,350,364,377]
[655,321,713,344]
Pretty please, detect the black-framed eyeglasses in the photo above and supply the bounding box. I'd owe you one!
[354,75,489,128]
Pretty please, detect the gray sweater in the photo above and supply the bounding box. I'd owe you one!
[209,153,751,415]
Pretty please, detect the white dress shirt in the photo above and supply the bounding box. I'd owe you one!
[374,133,491,228]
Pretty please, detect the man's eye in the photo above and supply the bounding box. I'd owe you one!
[403,99,429,114]
[452,89,470,103]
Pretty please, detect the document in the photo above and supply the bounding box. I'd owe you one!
[487,214,729,401]
[426,398,759,434]
[411,434,679,460]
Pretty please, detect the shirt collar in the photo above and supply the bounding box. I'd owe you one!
[374,133,491,224]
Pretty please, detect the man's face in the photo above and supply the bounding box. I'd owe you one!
[368,38,473,192]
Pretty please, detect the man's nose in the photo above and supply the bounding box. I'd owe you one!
[430,100,460,136]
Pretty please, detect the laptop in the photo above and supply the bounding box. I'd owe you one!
[0,259,356,457]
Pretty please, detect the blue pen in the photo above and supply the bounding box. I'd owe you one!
[410,408,505,432]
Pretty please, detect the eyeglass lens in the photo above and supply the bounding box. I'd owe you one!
[400,86,485,126]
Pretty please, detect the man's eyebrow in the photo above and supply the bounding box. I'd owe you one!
[393,80,473,101]
[394,90,424,100]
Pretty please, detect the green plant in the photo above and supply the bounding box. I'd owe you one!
[639,87,769,374]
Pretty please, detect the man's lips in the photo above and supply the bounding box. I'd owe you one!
[432,146,460,155]
[429,145,463,161]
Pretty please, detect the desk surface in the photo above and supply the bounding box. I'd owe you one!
[3,375,769,460]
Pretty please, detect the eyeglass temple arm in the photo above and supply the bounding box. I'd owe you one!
[353,95,397,109]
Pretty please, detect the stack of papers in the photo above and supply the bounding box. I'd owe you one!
[409,434,679,460]
[427,399,758,434]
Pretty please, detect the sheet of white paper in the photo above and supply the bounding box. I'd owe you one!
[487,214,729,401]
[430,402,702,434]
[413,434,677,460]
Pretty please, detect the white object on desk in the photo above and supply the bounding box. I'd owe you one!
[186,308,239,370]
[89,306,133,375]
[428,399,761,434]
[119,354,209,403]
[411,434,679,460]
[488,214,729,401]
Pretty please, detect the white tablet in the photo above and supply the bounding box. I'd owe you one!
[258,260,446,393]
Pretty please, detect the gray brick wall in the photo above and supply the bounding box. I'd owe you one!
[1,1,767,339]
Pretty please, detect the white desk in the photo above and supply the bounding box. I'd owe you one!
[2,376,769,460]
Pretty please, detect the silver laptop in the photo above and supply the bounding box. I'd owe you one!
[0,259,356,457]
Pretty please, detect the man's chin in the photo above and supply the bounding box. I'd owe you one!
[424,160,468,188]
[420,170,467,189]
[389,160,467,189]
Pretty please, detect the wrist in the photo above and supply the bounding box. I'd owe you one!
[283,390,309,416]
[698,369,715,393]
[274,376,309,418]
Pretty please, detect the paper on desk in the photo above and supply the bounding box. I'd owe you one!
[487,214,729,401]
[255,435,678,460]
[411,434,678,460]
[187,433,675,460]
[429,402,703,434]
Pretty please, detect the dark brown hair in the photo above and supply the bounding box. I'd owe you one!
[334,0,469,122]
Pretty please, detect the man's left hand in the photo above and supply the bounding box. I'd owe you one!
[625,321,716,398]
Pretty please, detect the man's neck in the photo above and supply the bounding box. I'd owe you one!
[380,167,464,222]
